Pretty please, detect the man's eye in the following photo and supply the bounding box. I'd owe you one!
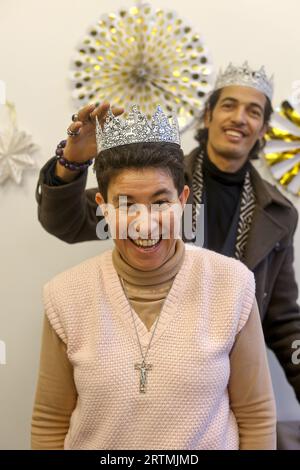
[222,103,232,109]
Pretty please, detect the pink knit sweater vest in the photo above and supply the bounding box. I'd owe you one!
[44,245,255,450]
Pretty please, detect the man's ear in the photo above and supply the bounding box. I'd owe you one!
[204,107,212,128]
[259,123,268,140]
[179,185,190,208]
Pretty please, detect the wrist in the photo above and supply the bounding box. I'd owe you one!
[55,161,81,182]
[54,140,92,183]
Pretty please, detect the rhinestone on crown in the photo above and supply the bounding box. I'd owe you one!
[96,105,180,153]
[214,61,274,101]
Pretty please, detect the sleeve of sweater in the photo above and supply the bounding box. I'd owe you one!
[31,315,77,450]
[228,299,277,450]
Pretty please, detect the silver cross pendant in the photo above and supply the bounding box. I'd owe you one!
[135,360,152,393]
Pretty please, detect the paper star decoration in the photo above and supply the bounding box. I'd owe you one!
[0,103,39,185]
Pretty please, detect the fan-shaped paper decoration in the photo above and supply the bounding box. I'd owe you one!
[70,3,214,132]
[264,100,300,197]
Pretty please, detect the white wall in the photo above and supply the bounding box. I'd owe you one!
[0,0,299,449]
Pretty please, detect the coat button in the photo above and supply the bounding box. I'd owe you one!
[274,242,281,251]
[263,292,268,299]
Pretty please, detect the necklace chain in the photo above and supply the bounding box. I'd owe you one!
[119,275,164,393]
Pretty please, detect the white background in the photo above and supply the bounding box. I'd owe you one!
[0,0,299,449]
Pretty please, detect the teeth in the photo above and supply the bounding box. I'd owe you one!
[225,130,243,137]
[131,238,160,247]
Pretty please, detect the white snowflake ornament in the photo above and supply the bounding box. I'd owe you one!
[0,102,39,185]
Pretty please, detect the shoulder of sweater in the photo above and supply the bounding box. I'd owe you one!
[43,250,113,343]
[44,249,112,295]
[184,244,254,281]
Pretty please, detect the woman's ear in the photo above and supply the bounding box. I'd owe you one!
[95,192,104,206]
[179,185,190,208]
[95,192,108,217]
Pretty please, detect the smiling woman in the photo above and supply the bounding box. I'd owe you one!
[94,142,189,271]
[31,105,276,450]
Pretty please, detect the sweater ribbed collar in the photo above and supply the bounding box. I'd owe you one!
[112,239,185,287]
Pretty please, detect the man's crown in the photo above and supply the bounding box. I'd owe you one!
[96,105,180,153]
[214,61,274,101]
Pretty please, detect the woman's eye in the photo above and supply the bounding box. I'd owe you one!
[152,201,171,211]
[118,204,131,211]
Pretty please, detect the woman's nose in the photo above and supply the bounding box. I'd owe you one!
[134,212,160,238]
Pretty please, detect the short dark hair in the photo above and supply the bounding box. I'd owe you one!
[94,142,185,201]
[195,88,273,159]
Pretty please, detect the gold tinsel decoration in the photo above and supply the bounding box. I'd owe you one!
[264,100,300,197]
[69,3,214,132]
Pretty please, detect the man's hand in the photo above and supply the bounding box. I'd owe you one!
[55,102,124,182]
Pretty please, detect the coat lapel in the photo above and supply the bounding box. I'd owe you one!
[243,205,288,270]
[243,165,290,270]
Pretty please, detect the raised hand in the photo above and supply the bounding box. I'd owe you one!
[55,102,124,182]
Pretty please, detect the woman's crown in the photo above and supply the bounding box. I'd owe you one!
[96,105,180,153]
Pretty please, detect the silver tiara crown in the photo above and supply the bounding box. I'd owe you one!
[96,105,180,153]
[214,61,274,101]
